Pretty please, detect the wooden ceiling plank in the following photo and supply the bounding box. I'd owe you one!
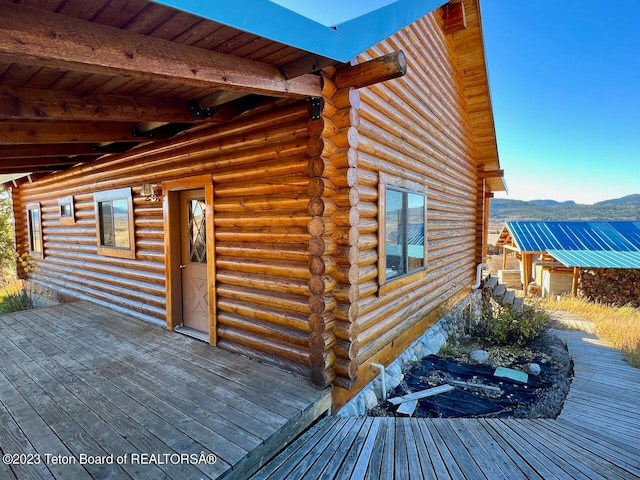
[57,0,107,21]
[22,67,67,90]
[0,3,322,97]
[90,0,149,29]
[122,3,177,35]
[171,19,223,46]
[0,64,41,87]
[147,10,202,41]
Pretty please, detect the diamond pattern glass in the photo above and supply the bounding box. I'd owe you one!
[188,199,206,263]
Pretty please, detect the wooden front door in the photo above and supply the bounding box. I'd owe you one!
[179,189,209,333]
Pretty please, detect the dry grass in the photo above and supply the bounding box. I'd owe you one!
[539,296,640,368]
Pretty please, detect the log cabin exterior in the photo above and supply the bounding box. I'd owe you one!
[2,0,505,409]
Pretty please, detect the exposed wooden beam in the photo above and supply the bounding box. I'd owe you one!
[0,157,90,169]
[0,86,279,125]
[0,85,197,123]
[333,51,407,90]
[442,1,467,35]
[0,3,322,98]
[477,169,504,179]
[0,163,75,174]
[0,144,107,158]
[282,54,338,80]
[0,121,137,144]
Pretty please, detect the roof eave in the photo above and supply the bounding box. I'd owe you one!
[153,0,448,62]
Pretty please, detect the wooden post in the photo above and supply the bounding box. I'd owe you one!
[522,253,532,290]
[572,267,579,297]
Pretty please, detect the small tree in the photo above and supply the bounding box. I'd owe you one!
[0,188,16,279]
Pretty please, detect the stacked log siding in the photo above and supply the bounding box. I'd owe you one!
[328,11,480,401]
[211,105,312,375]
[13,101,320,377]
[10,1,498,400]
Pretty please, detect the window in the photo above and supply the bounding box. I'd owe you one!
[384,188,425,278]
[378,174,428,293]
[58,195,75,224]
[94,188,135,259]
[26,203,43,258]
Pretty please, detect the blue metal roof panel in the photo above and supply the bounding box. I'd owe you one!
[153,0,447,62]
[506,221,640,254]
[548,250,640,269]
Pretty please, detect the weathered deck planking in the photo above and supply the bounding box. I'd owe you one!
[0,301,330,480]
[253,313,640,479]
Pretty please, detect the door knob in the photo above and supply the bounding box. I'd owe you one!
[178,264,186,269]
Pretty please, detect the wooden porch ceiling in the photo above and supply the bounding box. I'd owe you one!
[0,0,332,178]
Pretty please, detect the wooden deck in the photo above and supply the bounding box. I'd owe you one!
[0,301,330,480]
[253,312,640,479]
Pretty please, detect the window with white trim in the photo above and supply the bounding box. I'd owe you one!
[26,202,43,258]
[58,195,75,224]
[94,188,135,259]
[378,174,427,292]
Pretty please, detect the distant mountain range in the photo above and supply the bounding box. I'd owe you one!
[490,194,640,225]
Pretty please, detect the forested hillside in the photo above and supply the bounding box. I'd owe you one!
[490,194,640,224]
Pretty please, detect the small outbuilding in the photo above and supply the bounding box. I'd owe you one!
[497,221,640,304]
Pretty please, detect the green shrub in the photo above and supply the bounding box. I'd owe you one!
[474,302,549,347]
[0,290,33,314]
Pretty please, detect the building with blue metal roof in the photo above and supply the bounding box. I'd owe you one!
[499,221,640,268]
[496,221,640,302]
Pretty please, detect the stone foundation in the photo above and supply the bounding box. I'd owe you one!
[336,290,483,417]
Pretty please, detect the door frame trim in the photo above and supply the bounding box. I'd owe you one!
[162,174,216,345]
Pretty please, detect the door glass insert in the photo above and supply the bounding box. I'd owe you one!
[188,199,206,263]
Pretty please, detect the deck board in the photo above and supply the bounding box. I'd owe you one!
[0,301,330,480]
[253,312,640,479]
[412,421,450,480]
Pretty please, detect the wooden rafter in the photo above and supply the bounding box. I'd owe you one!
[0,3,322,99]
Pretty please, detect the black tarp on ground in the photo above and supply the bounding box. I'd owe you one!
[387,354,558,418]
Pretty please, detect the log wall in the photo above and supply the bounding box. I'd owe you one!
[12,100,322,379]
[11,2,491,396]
[329,11,480,401]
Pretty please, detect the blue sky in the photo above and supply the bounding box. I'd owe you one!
[271,0,639,204]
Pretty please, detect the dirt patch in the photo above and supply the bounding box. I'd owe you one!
[368,331,573,419]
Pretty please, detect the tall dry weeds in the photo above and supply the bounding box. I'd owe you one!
[540,296,640,368]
